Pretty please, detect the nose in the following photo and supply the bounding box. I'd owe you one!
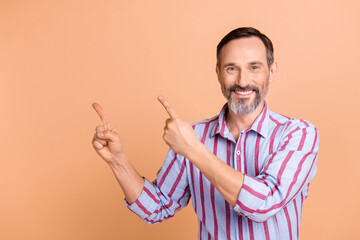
[236,69,249,87]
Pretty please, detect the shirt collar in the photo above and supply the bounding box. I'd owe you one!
[210,101,270,139]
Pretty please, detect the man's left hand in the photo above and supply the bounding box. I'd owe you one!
[158,96,201,158]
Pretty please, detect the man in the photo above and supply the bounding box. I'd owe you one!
[92,27,319,239]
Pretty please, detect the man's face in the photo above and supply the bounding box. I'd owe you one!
[216,37,276,115]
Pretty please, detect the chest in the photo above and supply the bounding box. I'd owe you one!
[205,131,280,177]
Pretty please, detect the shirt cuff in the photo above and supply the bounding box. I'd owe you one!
[233,174,269,217]
[125,178,158,219]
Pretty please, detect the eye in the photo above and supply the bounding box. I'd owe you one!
[251,65,259,70]
[225,66,238,74]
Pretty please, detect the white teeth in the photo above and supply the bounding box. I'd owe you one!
[235,90,253,95]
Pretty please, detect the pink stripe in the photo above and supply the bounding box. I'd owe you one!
[293,199,299,239]
[300,119,310,127]
[237,134,243,172]
[226,141,231,166]
[213,134,219,155]
[211,134,219,240]
[189,124,198,213]
[225,201,231,239]
[269,114,281,125]
[214,123,219,135]
[144,215,173,224]
[276,151,295,185]
[201,122,210,144]
[243,184,267,200]
[210,185,218,239]
[248,220,255,240]
[263,221,270,240]
[260,152,278,181]
[301,192,304,207]
[269,114,281,155]
[279,127,300,151]
[280,130,298,151]
[143,187,160,204]
[254,134,261,175]
[254,103,266,176]
[256,103,267,132]
[238,216,243,239]
[220,116,226,136]
[226,141,231,239]
[284,206,293,240]
[135,199,152,216]
[175,186,190,212]
[199,122,211,227]
[153,199,174,214]
[275,215,280,235]
[279,113,291,120]
[199,172,206,226]
[168,160,186,197]
[243,133,249,173]
[189,162,197,213]
[158,154,178,188]
[297,128,307,151]
[150,187,190,223]
[247,174,267,184]
[284,121,292,131]
[267,151,294,195]
[236,200,256,214]
[194,117,218,126]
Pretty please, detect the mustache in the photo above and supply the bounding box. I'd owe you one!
[228,84,259,93]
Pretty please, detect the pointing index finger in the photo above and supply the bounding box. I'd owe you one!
[158,96,178,119]
[92,102,114,130]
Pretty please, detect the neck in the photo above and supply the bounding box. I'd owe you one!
[225,101,265,141]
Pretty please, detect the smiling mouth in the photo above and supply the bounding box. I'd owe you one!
[234,90,254,96]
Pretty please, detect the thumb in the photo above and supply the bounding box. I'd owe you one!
[98,130,120,143]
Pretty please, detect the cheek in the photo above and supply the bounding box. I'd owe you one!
[221,74,237,86]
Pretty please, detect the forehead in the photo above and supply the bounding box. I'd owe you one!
[220,37,267,65]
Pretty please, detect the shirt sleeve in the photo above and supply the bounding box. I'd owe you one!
[125,149,190,224]
[233,120,319,222]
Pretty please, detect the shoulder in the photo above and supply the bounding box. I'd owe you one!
[268,110,319,150]
[268,110,317,132]
[191,114,219,139]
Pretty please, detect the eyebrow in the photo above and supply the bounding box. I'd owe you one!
[222,63,236,68]
[249,61,265,66]
[222,61,265,68]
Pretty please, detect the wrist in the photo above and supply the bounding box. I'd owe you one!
[185,141,206,162]
[108,152,128,169]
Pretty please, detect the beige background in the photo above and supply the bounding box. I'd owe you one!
[1,0,359,239]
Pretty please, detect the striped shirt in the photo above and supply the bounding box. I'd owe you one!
[127,102,319,240]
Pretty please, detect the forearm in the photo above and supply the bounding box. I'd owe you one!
[108,152,144,204]
[187,142,244,207]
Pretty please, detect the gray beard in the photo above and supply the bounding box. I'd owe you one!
[229,97,261,115]
[222,82,269,115]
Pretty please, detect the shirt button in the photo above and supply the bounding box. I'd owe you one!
[236,150,241,155]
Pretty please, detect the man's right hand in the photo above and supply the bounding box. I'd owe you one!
[92,103,124,163]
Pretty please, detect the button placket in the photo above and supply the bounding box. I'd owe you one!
[235,132,243,172]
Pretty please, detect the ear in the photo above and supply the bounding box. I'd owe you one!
[268,62,278,84]
[215,64,221,83]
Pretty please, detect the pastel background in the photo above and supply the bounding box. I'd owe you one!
[1,0,359,239]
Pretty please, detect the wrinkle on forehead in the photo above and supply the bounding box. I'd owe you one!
[220,37,268,67]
